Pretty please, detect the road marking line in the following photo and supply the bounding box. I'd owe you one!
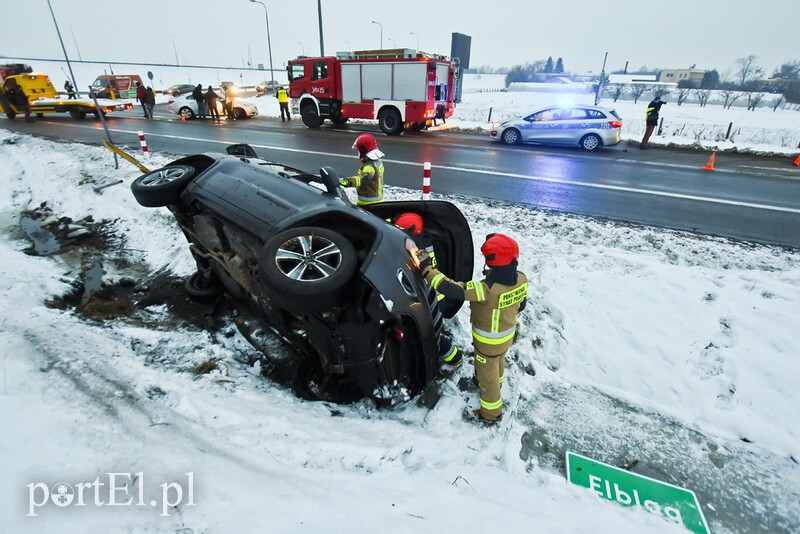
[36,121,800,215]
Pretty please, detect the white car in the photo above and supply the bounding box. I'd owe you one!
[166,93,258,120]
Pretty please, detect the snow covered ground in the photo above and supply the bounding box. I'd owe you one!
[1,129,799,533]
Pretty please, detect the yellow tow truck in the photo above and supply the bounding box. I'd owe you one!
[1,64,134,120]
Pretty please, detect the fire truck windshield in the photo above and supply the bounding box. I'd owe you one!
[289,64,305,81]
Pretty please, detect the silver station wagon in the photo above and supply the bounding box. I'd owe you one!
[490,105,623,151]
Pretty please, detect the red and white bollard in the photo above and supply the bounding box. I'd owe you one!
[422,161,431,200]
[137,130,149,157]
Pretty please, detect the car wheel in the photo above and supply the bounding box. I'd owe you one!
[329,114,348,126]
[501,128,521,145]
[234,107,247,120]
[69,108,86,120]
[580,133,602,151]
[184,271,222,304]
[130,164,196,207]
[179,106,195,119]
[258,226,357,313]
[301,105,323,128]
[378,107,403,135]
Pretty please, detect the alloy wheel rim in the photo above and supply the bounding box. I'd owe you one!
[140,167,187,187]
[275,235,342,281]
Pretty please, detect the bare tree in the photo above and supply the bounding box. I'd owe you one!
[696,90,712,107]
[629,83,649,103]
[746,92,766,110]
[604,83,627,102]
[734,55,764,88]
[772,94,785,111]
[676,87,693,106]
[723,91,744,109]
[720,88,737,108]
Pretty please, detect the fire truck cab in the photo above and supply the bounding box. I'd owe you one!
[288,49,459,135]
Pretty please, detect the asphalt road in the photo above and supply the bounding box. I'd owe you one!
[4,105,800,247]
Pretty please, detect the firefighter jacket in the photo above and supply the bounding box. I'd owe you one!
[424,266,528,357]
[343,158,384,205]
[277,88,289,103]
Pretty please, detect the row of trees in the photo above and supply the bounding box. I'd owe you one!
[603,83,790,111]
[504,56,566,85]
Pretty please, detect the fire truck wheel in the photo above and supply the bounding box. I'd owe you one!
[69,108,87,120]
[301,105,323,128]
[330,114,348,126]
[378,107,402,135]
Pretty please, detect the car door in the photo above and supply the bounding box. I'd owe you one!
[552,107,592,145]
[522,108,560,144]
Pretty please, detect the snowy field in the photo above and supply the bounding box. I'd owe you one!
[1,129,799,533]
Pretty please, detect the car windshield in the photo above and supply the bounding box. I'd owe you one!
[91,79,105,87]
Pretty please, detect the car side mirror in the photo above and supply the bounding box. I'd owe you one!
[226,143,258,158]
[319,166,342,196]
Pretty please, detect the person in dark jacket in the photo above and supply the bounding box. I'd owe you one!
[142,86,155,119]
[64,80,77,100]
[4,78,33,122]
[135,81,147,117]
[205,85,220,121]
[640,96,666,149]
[417,233,528,424]
[192,84,206,119]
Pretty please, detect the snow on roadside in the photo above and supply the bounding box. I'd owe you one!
[1,129,798,532]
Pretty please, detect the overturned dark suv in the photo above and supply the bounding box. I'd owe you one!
[131,145,473,403]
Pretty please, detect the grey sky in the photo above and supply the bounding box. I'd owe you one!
[2,0,797,76]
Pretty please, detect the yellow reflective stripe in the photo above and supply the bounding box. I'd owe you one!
[465,281,485,301]
[498,282,528,309]
[472,326,516,345]
[357,197,384,205]
[475,354,487,364]
[430,273,446,290]
[442,344,458,362]
[436,293,445,301]
[491,309,500,333]
[480,397,503,410]
[499,374,504,384]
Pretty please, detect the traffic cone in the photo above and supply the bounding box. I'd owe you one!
[793,154,800,166]
[180,111,186,123]
[702,151,716,171]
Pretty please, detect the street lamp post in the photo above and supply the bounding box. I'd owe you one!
[410,31,419,54]
[45,0,78,91]
[371,20,383,50]
[172,35,179,66]
[70,24,82,61]
[250,0,275,86]
[388,37,396,49]
[298,42,305,56]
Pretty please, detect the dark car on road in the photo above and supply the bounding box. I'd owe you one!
[130,145,473,403]
[162,84,196,97]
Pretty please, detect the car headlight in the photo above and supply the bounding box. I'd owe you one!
[492,122,501,130]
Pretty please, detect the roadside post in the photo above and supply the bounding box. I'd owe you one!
[566,452,710,534]
[90,86,118,169]
[422,162,431,200]
[137,130,150,157]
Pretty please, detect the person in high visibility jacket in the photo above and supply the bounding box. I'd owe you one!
[276,86,291,121]
[417,233,528,423]
[640,95,666,149]
[340,133,385,205]
[64,80,77,100]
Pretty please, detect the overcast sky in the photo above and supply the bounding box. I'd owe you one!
[2,0,797,76]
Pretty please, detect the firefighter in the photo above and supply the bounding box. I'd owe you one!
[64,80,77,100]
[276,86,291,121]
[340,134,385,205]
[416,233,528,423]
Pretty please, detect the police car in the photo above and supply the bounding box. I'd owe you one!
[490,104,622,151]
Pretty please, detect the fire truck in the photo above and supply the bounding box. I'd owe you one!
[287,49,460,135]
[1,64,133,120]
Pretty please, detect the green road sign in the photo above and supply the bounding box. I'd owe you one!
[566,452,710,534]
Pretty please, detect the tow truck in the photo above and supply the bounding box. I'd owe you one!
[1,64,134,120]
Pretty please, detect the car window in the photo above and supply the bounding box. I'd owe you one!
[552,108,588,120]
[586,109,607,119]
[312,62,328,81]
[529,109,557,121]
[608,109,621,120]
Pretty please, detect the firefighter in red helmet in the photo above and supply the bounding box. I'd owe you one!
[340,133,385,205]
[416,233,528,423]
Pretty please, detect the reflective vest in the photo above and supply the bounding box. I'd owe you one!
[277,89,289,103]
[345,159,384,205]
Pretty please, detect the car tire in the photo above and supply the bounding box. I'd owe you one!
[69,108,86,120]
[329,114,348,126]
[130,164,196,207]
[301,105,323,128]
[378,107,403,135]
[179,106,195,119]
[234,107,247,120]
[501,128,521,145]
[258,226,357,313]
[580,133,602,151]
[185,271,222,304]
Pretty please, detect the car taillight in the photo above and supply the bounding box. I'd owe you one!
[168,99,174,105]
[393,325,404,341]
[609,120,622,128]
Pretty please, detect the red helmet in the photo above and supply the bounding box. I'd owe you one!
[481,233,519,267]
[394,213,423,235]
[353,133,378,157]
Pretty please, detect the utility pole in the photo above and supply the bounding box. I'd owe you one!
[45,0,78,90]
[317,0,325,56]
[594,51,608,106]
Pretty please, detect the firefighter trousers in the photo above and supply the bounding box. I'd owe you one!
[475,350,506,421]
